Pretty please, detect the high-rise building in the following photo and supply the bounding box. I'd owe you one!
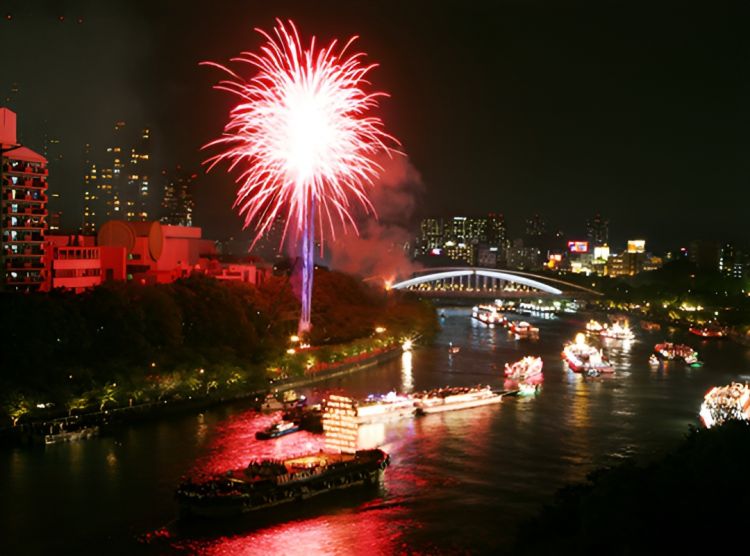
[524,214,546,237]
[586,214,609,246]
[160,165,195,227]
[719,243,735,276]
[418,217,443,255]
[82,122,152,233]
[1,108,48,291]
[487,213,506,248]
[689,240,720,271]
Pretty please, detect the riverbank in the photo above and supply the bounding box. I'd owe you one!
[2,342,406,446]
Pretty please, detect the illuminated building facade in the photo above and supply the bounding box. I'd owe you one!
[1,108,48,291]
[82,122,151,233]
[160,165,195,227]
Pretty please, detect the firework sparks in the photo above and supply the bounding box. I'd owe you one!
[204,19,398,333]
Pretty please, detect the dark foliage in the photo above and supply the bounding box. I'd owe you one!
[515,421,750,555]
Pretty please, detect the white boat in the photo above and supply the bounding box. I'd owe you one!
[413,385,503,415]
[585,319,605,334]
[509,321,539,339]
[504,356,543,381]
[355,391,416,424]
[472,304,505,325]
[562,333,614,374]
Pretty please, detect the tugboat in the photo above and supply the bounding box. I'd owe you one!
[255,420,300,440]
[176,449,390,518]
[562,334,614,374]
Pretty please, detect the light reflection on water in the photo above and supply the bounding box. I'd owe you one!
[2,307,750,555]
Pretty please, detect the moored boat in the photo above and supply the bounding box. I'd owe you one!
[689,324,728,339]
[413,385,503,415]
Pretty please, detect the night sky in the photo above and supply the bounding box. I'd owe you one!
[3,0,749,250]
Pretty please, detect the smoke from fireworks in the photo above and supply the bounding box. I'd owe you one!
[203,19,398,333]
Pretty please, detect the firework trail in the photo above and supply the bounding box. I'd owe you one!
[204,19,397,334]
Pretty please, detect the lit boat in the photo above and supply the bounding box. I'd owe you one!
[648,354,660,366]
[699,383,750,428]
[448,342,460,354]
[600,321,635,341]
[176,449,390,518]
[255,420,300,440]
[562,333,614,374]
[413,385,503,415]
[640,320,661,331]
[518,382,540,396]
[472,304,506,325]
[654,342,703,366]
[585,319,605,334]
[689,324,728,338]
[509,321,540,339]
[504,356,544,381]
[354,391,416,424]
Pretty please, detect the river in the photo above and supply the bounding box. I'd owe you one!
[2,308,749,555]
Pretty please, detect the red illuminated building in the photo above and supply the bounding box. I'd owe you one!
[42,220,270,292]
[1,108,48,291]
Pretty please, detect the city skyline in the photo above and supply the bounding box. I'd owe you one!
[2,1,749,250]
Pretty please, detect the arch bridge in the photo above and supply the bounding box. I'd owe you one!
[389,267,601,298]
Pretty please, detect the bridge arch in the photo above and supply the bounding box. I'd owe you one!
[389,267,601,296]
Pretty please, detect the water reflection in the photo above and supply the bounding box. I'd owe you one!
[400,351,414,393]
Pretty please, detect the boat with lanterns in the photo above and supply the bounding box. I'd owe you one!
[177,395,390,518]
[562,334,614,374]
[504,356,543,381]
[689,324,728,339]
[653,342,703,366]
[585,319,605,334]
[509,320,540,339]
[472,304,506,326]
[412,385,503,415]
[699,382,750,428]
[600,321,635,341]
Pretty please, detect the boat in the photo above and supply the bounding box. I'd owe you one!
[413,385,503,415]
[640,320,661,331]
[38,425,99,445]
[260,393,285,412]
[648,354,661,366]
[509,321,539,339]
[699,382,750,428]
[255,420,300,440]
[653,342,703,366]
[600,321,635,341]
[562,333,614,374]
[689,324,728,339]
[448,342,460,354]
[353,392,416,424]
[518,382,541,396]
[504,356,543,381]
[176,449,390,518]
[472,304,506,325]
[585,319,605,334]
